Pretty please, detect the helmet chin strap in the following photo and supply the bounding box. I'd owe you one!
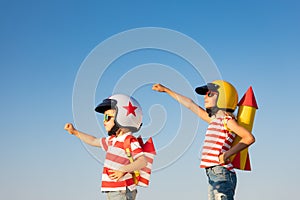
[206,106,219,117]
[206,107,235,117]
[108,124,120,136]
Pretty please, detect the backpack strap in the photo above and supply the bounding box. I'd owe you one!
[124,135,140,185]
[222,115,233,132]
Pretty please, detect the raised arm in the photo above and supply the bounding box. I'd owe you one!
[152,83,211,123]
[64,123,101,147]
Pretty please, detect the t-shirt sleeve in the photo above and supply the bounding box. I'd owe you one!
[100,137,108,151]
[130,137,144,160]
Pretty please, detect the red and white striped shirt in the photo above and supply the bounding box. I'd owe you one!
[200,115,236,172]
[100,132,144,192]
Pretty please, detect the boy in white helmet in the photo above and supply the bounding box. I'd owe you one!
[64,94,147,200]
[152,81,255,200]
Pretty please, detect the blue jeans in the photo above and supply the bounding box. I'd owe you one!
[106,188,137,200]
[205,166,237,200]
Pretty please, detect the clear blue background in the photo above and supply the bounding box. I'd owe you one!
[1,1,299,199]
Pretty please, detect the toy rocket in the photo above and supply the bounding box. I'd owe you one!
[137,137,156,187]
[230,86,258,170]
[126,136,156,186]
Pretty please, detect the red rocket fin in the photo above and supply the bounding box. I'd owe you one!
[244,152,251,171]
[141,137,156,155]
[231,151,252,171]
[231,152,241,169]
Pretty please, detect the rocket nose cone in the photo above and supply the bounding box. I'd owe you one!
[238,86,258,109]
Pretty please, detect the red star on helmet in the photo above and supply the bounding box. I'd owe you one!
[123,101,138,116]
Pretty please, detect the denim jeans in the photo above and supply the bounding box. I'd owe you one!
[205,166,237,200]
[106,188,137,200]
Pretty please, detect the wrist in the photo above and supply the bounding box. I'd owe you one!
[225,151,231,160]
[119,166,128,172]
[165,87,171,94]
[72,130,79,136]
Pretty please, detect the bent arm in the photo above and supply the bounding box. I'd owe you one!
[152,83,211,123]
[108,155,147,181]
[64,123,101,147]
[222,119,255,161]
[119,155,147,172]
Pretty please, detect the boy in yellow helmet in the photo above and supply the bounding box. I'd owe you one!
[152,80,255,200]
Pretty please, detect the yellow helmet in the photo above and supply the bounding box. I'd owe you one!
[195,80,238,112]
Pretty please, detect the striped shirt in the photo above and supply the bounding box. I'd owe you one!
[200,115,236,172]
[100,132,144,192]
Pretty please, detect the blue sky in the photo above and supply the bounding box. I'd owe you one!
[1,1,300,199]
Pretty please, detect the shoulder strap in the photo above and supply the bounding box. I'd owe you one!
[124,135,134,151]
[124,135,136,160]
[123,135,140,184]
[222,115,233,132]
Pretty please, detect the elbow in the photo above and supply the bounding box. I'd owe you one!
[248,135,256,145]
[251,135,256,144]
[241,134,255,146]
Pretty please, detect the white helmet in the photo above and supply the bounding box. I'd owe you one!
[95,94,143,133]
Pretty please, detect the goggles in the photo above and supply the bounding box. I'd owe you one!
[103,114,114,122]
[206,91,218,97]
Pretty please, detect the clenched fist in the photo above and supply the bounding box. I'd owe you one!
[64,123,77,135]
[152,83,168,92]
